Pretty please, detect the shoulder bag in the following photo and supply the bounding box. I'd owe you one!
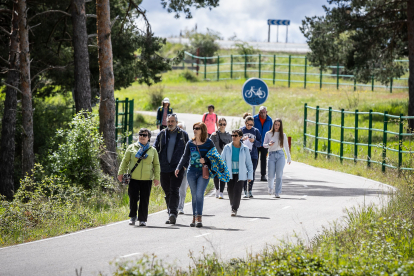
[195,143,210,179]
[122,147,151,184]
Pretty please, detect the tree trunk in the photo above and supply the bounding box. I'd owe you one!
[96,0,116,176]
[407,0,414,131]
[0,0,19,199]
[18,0,34,177]
[71,0,92,113]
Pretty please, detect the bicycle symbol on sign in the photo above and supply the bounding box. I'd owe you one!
[244,86,266,99]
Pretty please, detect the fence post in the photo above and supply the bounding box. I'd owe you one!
[304,56,307,89]
[217,55,220,81]
[398,114,403,169]
[315,105,319,159]
[288,55,291,88]
[115,98,119,143]
[230,55,233,79]
[328,107,332,158]
[273,55,276,85]
[340,109,345,163]
[128,99,134,144]
[204,58,206,80]
[371,75,374,91]
[304,103,307,148]
[390,78,393,93]
[244,54,247,79]
[368,110,373,167]
[336,62,339,90]
[354,110,358,163]
[258,53,261,79]
[382,111,388,172]
[320,68,323,90]
[354,78,356,91]
[124,98,129,145]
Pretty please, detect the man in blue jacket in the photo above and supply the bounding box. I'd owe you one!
[253,106,273,181]
[154,114,189,224]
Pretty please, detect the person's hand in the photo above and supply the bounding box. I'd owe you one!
[175,169,180,177]
[157,125,159,129]
[249,138,254,143]
[288,162,291,165]
[242,136,248,141]
[154,179,160,186]
[199,158,205,163]
[269,141,274,146]
[247,179,252,182]
[117,175,123,182]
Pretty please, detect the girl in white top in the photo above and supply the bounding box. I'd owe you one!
[263,118,291,198]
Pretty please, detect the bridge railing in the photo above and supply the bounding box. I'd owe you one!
[303,103,414,171]
[184,51,408,92]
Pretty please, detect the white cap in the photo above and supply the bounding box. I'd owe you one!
[162,97,170,103]
[259,106,267,111]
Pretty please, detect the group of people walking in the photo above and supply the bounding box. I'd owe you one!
[117,98,291,227]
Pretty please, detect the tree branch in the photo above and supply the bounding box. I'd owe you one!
[86,14,97,18]
[88,34,97,38]
[28,10,71,22]
[31,64,71,82]
[0,8,12,14]
[0,55,10,66]
[0,25,10,36]
[2,81,22,94]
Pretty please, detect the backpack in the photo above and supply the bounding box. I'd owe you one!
[203,113,218,123]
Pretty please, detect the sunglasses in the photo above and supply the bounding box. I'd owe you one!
[246,123,254,127]
[231,134,240,137]
[219,123,227,126]
[139,133,148,137]
[193,127,201,130]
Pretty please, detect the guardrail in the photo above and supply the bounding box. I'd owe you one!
[184,52,408,92]
[303,104,414,171]
[115,98,134,147]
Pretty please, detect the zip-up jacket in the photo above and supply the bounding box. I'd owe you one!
[156,106,173,127]
[118,142,160,181]
[253,114,273,144]
[154,128,189,173]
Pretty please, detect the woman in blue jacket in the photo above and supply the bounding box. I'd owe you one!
[240,115,262,198]
[221,129,253,216]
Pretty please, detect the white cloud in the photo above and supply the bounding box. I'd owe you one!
[139,0,331,43]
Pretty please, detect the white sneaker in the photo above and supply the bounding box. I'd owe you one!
[274,194,280,198]
[215,189,219,198]
[219,192,224,199]
[129,217,136,225]
[243,191,249,198]
[139,221,146,226]
[178,209,184,214]
[268,188,273,195]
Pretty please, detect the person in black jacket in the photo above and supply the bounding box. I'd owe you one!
[154,114,189,224]
[156,98,173,130]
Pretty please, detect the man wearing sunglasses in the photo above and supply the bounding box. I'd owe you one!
[253,106,273,182]
[154,114,189,224]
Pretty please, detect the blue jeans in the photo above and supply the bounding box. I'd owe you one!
[187,170,210,216]
[267,150,286,196]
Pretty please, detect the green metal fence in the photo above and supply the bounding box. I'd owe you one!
[303,104,414,171]
[115,98,134,146]
[184,52,409,92]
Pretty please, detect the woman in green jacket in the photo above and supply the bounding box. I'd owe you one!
[118,128,160,226]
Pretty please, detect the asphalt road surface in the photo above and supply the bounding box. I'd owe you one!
[0,161,391,276]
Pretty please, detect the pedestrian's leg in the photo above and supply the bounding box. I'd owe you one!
[220,180,226,193]
[187,170,198,216]
[160,172,171,212]
[195,175,210,216]
[169,170,184,217]
[260,147,268,179]
[178,173,188,211]
[128,180,139,218]
[213,176,219,190]
[232,177,244,211]
[274,151,286,196]
[137,180,152,222]
[249,159,258,191]
[227,177,235,208]
[267,152,276,192]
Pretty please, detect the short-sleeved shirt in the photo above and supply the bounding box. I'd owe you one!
[203,113,217,134]
[231,145,240,174]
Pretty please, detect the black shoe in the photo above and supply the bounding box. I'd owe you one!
[260,176,267,181]
[166,214,177,224]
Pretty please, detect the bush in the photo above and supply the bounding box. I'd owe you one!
[180,70,199,82]
[48,112,106,190]
[187,29,221,59]
[149,87,164,110]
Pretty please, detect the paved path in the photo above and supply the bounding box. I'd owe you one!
[0,111,392,276]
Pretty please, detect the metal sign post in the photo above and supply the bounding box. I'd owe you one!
[242,78,269,115]
[267,19,290,43]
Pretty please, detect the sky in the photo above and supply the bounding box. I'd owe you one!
[138,0,333,44]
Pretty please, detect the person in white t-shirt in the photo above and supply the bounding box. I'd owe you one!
[263,118,291,198]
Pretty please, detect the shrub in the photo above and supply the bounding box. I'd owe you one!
[149,87,164,110]
[187,29,221,59]
[48,112,106,190]
[180,70,199,82]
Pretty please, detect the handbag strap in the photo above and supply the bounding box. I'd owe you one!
[130,147,151,174]
[195,142,205,165]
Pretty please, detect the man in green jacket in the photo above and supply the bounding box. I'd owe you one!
[118,128,160,226]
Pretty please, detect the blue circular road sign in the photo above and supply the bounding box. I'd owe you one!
[242,78,269,106]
